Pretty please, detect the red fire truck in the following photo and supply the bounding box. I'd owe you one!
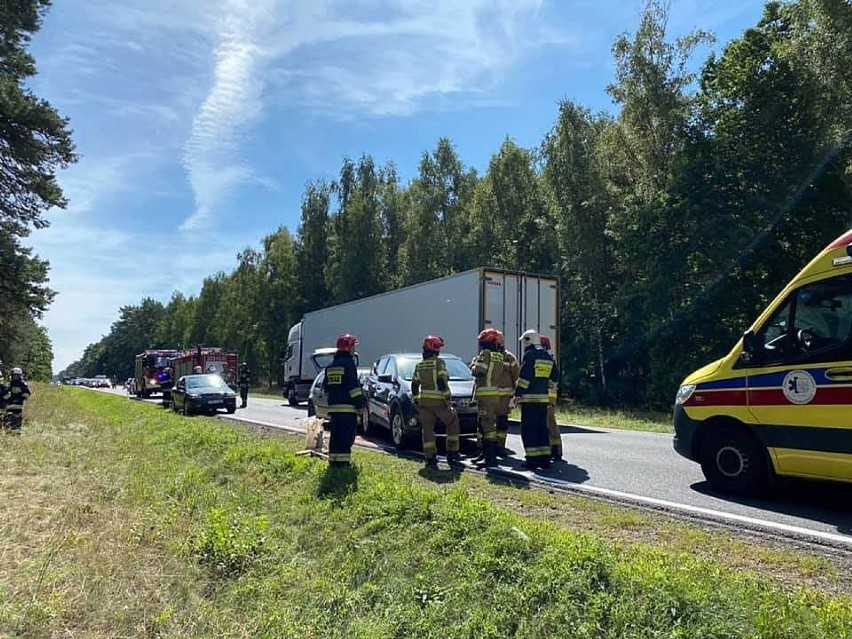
[170,346,239,390]
[134,349,179,398]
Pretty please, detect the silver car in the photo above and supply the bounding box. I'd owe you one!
[307,367,371,428]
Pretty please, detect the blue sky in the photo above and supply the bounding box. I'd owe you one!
[24,0,766,373]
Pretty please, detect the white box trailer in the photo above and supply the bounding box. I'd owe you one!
[282,267,559,405]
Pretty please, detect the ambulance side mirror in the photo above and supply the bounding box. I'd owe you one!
[741,330,760,364]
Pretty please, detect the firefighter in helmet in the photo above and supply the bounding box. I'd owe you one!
[2,367,31,435]
[411,335,462,469]
[159,366,175,408]
[513,330,559,470]
[322,333,366,467]
[238,362,250,408]
[494,330,519,457]
[471,328,505,468]
[539,335,562,461]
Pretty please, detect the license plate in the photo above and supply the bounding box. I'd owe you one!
[208,399,223,404]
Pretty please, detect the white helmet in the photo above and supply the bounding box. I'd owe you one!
[519,329,540,346]
[10,367,23,376]
[193,366,203,373]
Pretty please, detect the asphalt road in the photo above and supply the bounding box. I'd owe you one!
[109,388,852,544]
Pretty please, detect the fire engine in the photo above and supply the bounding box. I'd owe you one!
[134,349,179,398]
[170,346,239,390]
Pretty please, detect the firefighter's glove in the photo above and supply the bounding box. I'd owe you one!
[508,396,519,409]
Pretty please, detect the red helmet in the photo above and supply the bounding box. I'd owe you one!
[477,328,502,344]
[336,333,359,353]
[423,334,445,351]
[540,335,552,350]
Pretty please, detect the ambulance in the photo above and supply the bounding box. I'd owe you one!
[673,229,852,494]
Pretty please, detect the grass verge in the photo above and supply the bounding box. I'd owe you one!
[2,385,849,638]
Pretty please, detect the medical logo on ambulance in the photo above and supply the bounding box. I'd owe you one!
[781,370,817,405]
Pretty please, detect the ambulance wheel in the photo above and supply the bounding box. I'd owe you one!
[699,426,769,496]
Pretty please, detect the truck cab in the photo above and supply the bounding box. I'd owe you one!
[674,230,852,494]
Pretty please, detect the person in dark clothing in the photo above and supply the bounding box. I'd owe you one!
[322,334,366,467]
[513,331,559,470]
[2,367,31,435]
[238,362,251,408]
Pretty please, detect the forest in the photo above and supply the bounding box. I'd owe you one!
[57,0,852,408]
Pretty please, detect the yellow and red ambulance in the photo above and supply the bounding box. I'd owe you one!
[674,229,852,494]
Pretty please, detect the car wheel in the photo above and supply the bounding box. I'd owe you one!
[699,426,770,496]
[288,387,299,407]
[358,405,372,436]
[390,408,409,450]
[226,406,236,414]
[307,400,316,417]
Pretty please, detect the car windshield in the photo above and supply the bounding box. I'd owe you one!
[397,356,473,381]
[186,374,226,389]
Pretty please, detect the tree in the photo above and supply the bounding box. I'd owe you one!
[542,102,617,400]
[0,0,74,366]
[295,181,331,315]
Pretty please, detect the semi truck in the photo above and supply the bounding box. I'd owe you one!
[282,267,559,405]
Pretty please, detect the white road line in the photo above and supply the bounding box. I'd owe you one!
[530,473,852,547]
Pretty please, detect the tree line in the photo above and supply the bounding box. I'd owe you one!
[0,0,76,382]
[62,0,852,408]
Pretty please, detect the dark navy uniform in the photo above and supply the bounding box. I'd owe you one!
[3,376,31,434]
[514,344,559,469]
[322,350,366,466]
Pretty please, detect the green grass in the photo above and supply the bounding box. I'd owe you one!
[2,385,850,638]
[506,404,672,433]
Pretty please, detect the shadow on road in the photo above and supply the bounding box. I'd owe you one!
[690,479,852,534]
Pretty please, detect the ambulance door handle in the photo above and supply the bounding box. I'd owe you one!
[825,367,852,381]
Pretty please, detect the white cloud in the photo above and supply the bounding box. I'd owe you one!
[27,0,580,371]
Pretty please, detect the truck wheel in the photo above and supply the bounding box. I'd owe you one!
[288,387,299,407]
[699,426,769,496]
[390,409,410,450]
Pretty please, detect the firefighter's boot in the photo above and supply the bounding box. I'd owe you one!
[475,441,498,469]
[446,451,463,467]
[424,456,439,470]
[551,445,563,462]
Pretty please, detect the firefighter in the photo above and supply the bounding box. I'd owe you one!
[193,366,203,374]
[0,374,7,430]
[540,335,562,461]
[411,335,462,469]
[494,331,520,457]
[471,328,505,468]
[512,330,559,470]
[238,362,250,408]
[2,367,31,435]
[159,366,174,408]
[322,333,366,467]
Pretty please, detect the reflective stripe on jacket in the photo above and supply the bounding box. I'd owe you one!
[412,357,451,404]
[515,346,559,404]
[472,350,504,397]
[322,352,365,414]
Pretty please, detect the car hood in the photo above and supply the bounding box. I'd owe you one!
[189,385,234,396]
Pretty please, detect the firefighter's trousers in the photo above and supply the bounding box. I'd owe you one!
[328,412,357,465]
[495,394,512,448]
[477,396,501,445]
[547,403,561,457]
[419,401,460,460]
[520,403,550,465]
[239,387,249,407]
[3,406,23,433]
